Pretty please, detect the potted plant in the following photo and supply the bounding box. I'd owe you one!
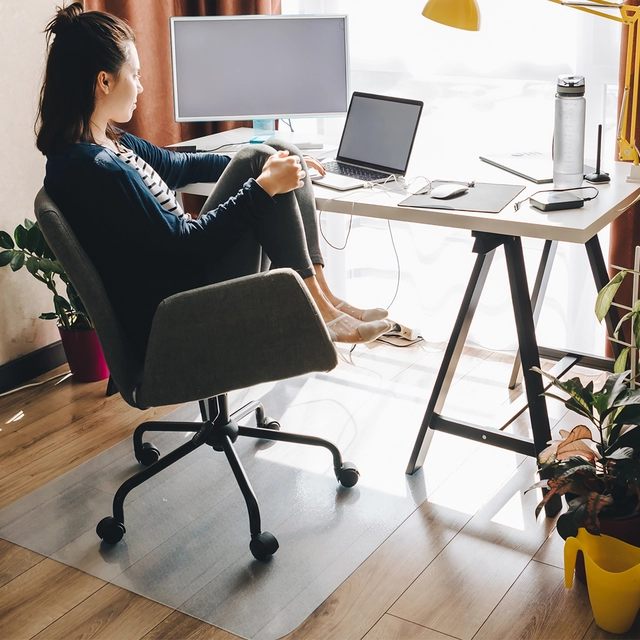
[0,218,109,382]
[529,369,640,541]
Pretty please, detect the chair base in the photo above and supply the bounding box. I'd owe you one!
[96,394,359,560]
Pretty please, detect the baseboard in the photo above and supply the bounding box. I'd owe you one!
[0,341,67,395]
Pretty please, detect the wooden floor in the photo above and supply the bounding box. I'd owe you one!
[1,355,638,640]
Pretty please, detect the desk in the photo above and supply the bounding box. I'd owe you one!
[177,129,640,511]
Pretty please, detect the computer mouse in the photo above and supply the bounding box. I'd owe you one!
[430,183,469,199]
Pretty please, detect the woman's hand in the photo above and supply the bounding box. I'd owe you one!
[256,150,305,196]
[303,155,326,176]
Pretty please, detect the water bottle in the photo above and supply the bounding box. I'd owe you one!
[553,75,586,188]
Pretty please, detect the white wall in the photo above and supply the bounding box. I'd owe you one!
[0,2,60,366]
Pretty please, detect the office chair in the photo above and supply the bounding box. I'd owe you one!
[34,188,359,561]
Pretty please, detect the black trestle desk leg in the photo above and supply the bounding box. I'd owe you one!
[585,234,622,358]
[504,235,561,517]
[405,238,497,475]
[508,240,558,389]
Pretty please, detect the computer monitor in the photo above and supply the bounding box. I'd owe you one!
[169,15,350,122]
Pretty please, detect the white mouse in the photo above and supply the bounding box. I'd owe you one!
[430,183,469,199]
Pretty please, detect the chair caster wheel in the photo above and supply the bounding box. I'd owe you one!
[136,442,160,466]
[96,516,126,544]
[337,462,360,488]
[261,418,280,431]
[250,531,279,561]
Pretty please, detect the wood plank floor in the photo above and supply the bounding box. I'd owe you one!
[1,352,639,640]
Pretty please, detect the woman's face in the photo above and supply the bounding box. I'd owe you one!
[105,42,143,124]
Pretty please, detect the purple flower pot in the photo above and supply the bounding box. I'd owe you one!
[59,327,109,382]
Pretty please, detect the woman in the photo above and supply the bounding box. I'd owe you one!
[36,3,391,356]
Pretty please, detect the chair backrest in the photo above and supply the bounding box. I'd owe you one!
[34,187,143,406]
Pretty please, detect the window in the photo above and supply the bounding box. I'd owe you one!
[283,0,622,355]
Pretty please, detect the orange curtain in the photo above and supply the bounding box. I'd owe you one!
[84,0,282,147]
[609,0,640,348]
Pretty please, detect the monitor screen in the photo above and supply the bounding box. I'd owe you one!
[170,15,350,122]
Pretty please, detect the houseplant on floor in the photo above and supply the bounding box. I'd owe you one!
[529,369,640,542]
[530,265,640,542]
[0,218,109,382]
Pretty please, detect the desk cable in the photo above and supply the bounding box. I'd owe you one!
[0,370,71,398]
[318,175,435,352]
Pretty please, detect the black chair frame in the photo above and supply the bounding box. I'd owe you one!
[97,393,359,560]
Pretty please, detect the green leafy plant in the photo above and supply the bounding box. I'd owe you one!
[595,269,640,374]
[0,218,92,330]
[529,368,640,540]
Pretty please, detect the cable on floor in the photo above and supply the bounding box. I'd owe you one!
[0,370,72,398]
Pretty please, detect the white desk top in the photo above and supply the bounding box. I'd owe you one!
[177,128,640,245]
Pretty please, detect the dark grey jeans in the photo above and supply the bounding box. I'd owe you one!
[199,139,324,284]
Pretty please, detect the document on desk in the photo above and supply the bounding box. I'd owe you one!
[399,182,525,214]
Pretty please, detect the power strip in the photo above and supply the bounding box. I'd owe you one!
[385,321,419,341]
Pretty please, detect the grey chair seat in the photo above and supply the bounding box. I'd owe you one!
[35,187,359,561]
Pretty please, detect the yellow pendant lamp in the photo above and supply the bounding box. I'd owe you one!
[422,0,481,31]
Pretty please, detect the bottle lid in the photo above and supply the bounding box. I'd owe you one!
[557,75,585,96]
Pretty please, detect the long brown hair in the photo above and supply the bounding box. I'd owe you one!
[35,2,135,155]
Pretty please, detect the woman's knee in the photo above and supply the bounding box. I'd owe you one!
[265,138,303,158]
[230,144,276,175]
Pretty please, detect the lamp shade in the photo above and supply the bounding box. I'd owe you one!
[422,0,481,31]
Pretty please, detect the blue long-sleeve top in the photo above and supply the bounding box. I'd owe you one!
[44,132,276,355]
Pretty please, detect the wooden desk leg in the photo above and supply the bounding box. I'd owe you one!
[405,239,497,475]
[504,235,561,517]
[508,240,558,389]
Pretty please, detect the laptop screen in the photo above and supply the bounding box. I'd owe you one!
[336,92,423,175]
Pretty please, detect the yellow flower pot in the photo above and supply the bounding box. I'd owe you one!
[565,529,640,634]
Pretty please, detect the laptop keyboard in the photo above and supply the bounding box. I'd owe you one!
[323,160,390,182]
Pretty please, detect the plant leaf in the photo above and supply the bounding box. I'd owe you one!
[557,504,585,540]
[0,230,14,250]
[67,283,87,316]
[557,461,599,478]
[600,372,631,409]
[526,480,551,492]
[23,219,35,230]
[25,256,39,276]
[582,492,614,535]
[533,476,576,518]
[596,270,626,322]
[53,294,71,311]
[614,348,630,374]
[552,425,597,461]
[49,260,64,276]
[38,258,54,274]
[0,249,15,267]
[9,251,24,271]
[634,302,640,349]
[26,225,41,254]
[39,312,57,320]
[607,446,634,460]
[615,424,640,451]
[14,225,28,250]
[613,310,633,339]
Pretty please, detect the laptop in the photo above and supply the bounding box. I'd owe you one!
[311,92,424,191]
